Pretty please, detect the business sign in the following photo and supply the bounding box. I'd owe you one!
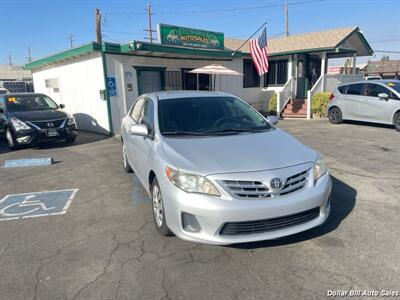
[158,24,224,50]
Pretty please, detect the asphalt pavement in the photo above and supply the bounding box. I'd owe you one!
[0,119,399,300]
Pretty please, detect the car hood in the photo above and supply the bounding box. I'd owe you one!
[10,109,68,122]
[161,128,317,175]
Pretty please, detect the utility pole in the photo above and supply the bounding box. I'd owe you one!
[284,1,289,36]
[95,8,102,44]
[144,3,156,43]
[67,34,75,48]
[26,47,32,63]
[8,54,12,65]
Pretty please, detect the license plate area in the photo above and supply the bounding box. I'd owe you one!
[46,129,59,137]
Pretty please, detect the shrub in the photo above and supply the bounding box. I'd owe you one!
[311,92,331,118]
[268,93,277,115]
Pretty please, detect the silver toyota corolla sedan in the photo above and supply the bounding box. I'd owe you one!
[121,91,331,245]
[327,80,400,131]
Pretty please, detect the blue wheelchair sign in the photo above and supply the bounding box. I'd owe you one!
[107,77,117,97]
[0,189,78,221]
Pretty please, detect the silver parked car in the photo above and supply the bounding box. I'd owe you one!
[121,91,331,245]
[327,80,400,131]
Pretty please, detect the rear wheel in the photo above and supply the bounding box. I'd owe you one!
[328,107,343,124]
[393,111,400,132]
[6,129,18,150]
[122,142,133,173]
[151,177,173,236]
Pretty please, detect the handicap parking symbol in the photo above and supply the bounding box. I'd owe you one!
[107,77,117,97]
[0,189,78,221]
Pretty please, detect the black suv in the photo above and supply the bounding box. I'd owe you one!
[0,93,78,150]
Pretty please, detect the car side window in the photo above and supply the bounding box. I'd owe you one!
[139,99,155,134]
[346,83,364,95]
[129,98,145,122]
[338,85,347,94]
[364,83,390,98]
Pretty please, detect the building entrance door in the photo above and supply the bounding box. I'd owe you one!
[296,58,305,98]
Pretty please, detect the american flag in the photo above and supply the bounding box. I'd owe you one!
[250,27,269,76]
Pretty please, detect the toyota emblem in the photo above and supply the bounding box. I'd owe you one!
[270,177,284,190]
[47,122,54,128]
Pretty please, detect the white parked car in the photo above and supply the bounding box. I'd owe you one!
[121,91,331,245]
[364,75,382,80]
[327,80,400,131]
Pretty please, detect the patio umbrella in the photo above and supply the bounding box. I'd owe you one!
[189,64,243,91]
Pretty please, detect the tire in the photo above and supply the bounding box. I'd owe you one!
[151,177,173,236]
[6,129,18,150]
[65,136,76,144]
[394,111,400,132]
[328,107,343,124]
[122,142,133,173]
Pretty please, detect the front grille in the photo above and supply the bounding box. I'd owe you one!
[29,119,66,129]
[222,169,309,199]
[220,207,320,236]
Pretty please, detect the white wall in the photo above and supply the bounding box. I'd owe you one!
[32,53,110,134]
[105,53,270,133]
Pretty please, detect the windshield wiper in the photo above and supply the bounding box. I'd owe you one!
[200,128,262,135]
[162,131,207,136]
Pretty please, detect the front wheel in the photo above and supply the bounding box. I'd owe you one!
[65,136,76,144]
[6,129,18,150]
[328,107,343,124]
[393,111,400,132]
[151,178,173,236]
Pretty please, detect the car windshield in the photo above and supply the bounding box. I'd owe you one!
[158,96,273,136]
[6,94,58,112]
[385,81,400,93]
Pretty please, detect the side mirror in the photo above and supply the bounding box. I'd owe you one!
[378,93,389,100]
[0,107,4,114]
[130,123,149,137]
[268,115,279,125]
[59,104,65,109]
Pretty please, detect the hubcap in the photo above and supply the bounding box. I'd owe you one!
[395,114,400,127]
[330,109,339,121]
[152,185,164,228]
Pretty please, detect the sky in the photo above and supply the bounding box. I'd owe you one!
[1,0,400,66]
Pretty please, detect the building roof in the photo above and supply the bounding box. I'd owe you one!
[0,64,32,80]
[25,26,373,71]
[362,60,400,74]
[225,27,372,56]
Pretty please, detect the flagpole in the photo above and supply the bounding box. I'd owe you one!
[231,21,267,56]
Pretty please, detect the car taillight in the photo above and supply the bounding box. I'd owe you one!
[329,93,335,101]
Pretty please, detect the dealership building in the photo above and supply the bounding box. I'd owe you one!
[25,24,373,134]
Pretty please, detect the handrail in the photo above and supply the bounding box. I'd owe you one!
[277,77,294,115]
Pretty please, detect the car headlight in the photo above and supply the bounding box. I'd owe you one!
[10,117,30,131]
[313,153,327,183]
[67,117,76,125]
[165,166,220,196]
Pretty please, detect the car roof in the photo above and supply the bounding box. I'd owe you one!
[142,90,235,101]
[1,92,45,97]
[339,79,400,86]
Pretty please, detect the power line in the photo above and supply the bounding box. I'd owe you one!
[373,49,400,53]
[105,0,323,16]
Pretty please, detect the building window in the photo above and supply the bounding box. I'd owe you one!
[45,78,60,93]
[165,71,182,90]
[243,60,260,88]
[264,60,288,86]
[181,69,211,91]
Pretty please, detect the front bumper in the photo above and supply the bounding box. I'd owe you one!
[160,167,332,245]
[13,125,77,145]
